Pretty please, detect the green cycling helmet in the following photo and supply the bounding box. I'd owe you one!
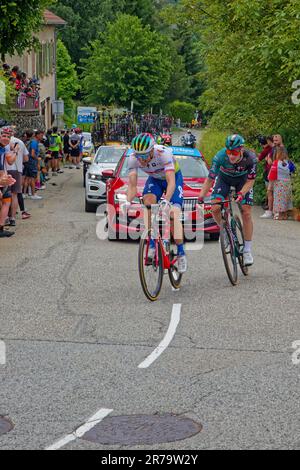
[132,133,155,154]
[226,134,245,150]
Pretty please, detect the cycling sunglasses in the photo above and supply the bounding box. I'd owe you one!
[226,148,242,157]
[136,153,151,161]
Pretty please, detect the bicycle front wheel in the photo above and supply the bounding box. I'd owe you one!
[234,216,249,277]
[220,226,238,286]
[138,231,164,302]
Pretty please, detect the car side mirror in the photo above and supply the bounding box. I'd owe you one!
[102,169,115,179]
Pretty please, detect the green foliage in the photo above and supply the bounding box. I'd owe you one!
[169,101,195,124]
[292,165,300,209]
[52,0,157,65]
[179,0,300,140]
[0,0,49,60]
[198,129,228,165]
[158,1,205,103]
[57,39,80,111]
[81,14,172,110]
[253,164,267,206]
[0,72,15,120]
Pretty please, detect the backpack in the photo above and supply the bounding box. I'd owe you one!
[289,160,296,174]
[50,134,58,148]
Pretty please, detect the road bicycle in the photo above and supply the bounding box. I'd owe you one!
[138,205,183,301]
[210,192,249,286]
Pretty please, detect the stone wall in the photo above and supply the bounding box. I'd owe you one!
[11,112,46,137]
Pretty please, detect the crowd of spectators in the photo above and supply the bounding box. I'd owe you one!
[2,64,40,109]
[0,125,87,239]
[258,134,296,221]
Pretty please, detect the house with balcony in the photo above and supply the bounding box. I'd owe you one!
[5,10,66,131]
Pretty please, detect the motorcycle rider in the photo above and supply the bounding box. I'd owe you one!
[181,130,197,148]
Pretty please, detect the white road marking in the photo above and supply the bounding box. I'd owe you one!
[46,434,76,451]
[138,304,181,369]
[45,408,113,450]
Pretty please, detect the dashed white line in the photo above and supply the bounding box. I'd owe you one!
[45,408,113,450]
[138,304,182,369]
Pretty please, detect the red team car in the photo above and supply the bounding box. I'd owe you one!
[104,146,220,241]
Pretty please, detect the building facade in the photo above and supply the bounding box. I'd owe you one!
[6,10,66,130]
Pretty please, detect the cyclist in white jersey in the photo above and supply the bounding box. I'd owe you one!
[125,133,187,274]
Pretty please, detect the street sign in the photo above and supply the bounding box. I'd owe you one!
[53,100,64,115]
[77,106,97,124]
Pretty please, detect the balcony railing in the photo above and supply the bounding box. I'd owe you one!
[12,94,40,112]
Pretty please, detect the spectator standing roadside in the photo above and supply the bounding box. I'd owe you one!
[23,130,44,200]
[260,134,287,219]
[0,127,17,237]
[259,136,274,217]
[6,126,30,225]
[62,130,70,167]
[269,147,293,220]
[49,127,62,175]
[69,130,81,169]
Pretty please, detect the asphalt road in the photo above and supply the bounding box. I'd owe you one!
[1,143,300,450]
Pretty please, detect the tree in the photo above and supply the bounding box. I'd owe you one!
[0,0,49,61]
[82,14,172,110]
[57,39,80,110]
[52,0,157,65]
[169,100,195,123]
[0,72,15,121]
[158,1,205,103]
[182,0,300,144]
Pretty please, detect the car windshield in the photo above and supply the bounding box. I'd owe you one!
[82,133,92,142]
[120,154,208,178]
[95,147,125,164]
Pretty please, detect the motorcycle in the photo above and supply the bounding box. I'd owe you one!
[181,134,196,148]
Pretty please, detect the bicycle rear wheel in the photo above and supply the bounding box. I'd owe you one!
[168,244,183,290]
[220,226,238,286]
[138,230,164,302]
[234,216,249,277]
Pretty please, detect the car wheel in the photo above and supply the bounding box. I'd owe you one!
[209,232,220,242]
[85,200,96,213]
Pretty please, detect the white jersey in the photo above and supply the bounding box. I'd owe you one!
[128,145,180,180]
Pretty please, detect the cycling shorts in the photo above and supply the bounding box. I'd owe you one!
[143,171,184,208]
[211,175,254,206]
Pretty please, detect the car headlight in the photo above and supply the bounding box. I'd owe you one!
[114,194,141,205]
[88,173,102,181]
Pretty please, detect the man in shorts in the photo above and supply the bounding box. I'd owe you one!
[69,129,81,169]
[23,130,44,200]
[49,127,63,175]
[5,126,30,225]
[0,127,17,237]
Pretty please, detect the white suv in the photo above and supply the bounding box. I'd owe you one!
[85,145,127,212]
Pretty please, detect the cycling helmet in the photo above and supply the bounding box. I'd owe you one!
[132,133,155,154]
[226,134,245,150]
[0,126,13,136]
